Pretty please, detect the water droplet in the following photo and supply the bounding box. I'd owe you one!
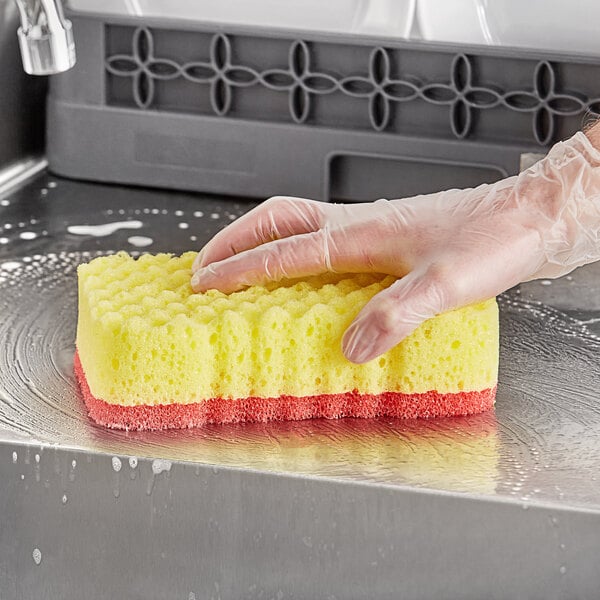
[193,211,204,218]
[0,238,8,244]
[35,454,40,463]
[127,236,153,248]
[189,593,197,600]
[540,280,552,286]
[12,451,17,463]
[210,213,220,220]
[4,223,12,230]
[62,494,68,504]
[178,223,189,229]
[71,459,77,469]
[112,456,122,472]
[559,543,566,550]
[0,200,9,206]
[20,474,24,480]
[190,235,197,242]
[151,208,159,215]
[146,476,155,496]
[128,457,138,469]
[19,232,37,240]
[175,210,184,217]
[48,181,57,188]
[32,548,42,565]
[40,188,48,196]
[559,565,566,575]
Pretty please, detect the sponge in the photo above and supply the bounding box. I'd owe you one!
[75,252,498,430]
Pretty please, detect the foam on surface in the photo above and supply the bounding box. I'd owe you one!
[76,252,498,428]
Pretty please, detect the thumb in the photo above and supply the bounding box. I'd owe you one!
[342,269,452,363]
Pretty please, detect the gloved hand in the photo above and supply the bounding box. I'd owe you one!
[191,131,600,363]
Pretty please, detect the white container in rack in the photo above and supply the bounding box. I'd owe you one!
[418,0,600,55]
[68,0,417,38]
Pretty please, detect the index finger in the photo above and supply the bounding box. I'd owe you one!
[192,196,326,272]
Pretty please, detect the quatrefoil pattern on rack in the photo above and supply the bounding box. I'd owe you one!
[106,27,600,146]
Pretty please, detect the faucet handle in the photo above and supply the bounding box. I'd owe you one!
[18,18,76,75]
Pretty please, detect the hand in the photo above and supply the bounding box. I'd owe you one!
[191,131,600,363]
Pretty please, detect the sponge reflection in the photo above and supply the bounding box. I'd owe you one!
[116,411,500,495]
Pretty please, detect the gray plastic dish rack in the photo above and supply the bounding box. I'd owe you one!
[47,10,600,201]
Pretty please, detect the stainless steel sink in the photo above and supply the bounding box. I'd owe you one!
[1,170,600,598]
[2,4,600,596]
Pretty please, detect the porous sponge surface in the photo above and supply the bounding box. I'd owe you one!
[74,351,496,430]
[76,252,498,407]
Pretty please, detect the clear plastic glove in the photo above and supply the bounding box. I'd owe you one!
[191,131,600,363]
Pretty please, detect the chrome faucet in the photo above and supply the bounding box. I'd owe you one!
[13,0,75,75]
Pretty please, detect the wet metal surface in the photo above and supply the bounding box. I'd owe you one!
[1,173,600,511]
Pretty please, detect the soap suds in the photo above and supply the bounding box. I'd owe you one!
[151,459,172,475]
[1,261,21,271]
[68,221,143,237]
[127,236,153,247]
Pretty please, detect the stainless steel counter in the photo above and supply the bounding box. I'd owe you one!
[1,172,600,599]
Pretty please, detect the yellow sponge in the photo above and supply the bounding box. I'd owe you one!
[75,252,498,430]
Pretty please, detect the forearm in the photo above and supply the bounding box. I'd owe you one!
[520,127,600,279]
